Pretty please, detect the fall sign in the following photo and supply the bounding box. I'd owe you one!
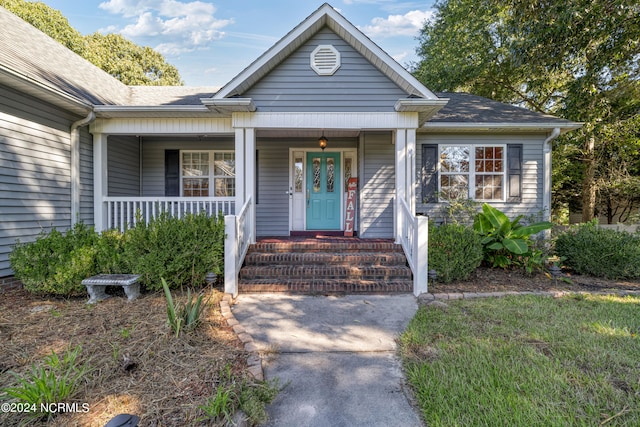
[344,178,358,236]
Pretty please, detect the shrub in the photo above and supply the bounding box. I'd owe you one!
[428,222,484,283]
[555,222,640,279]
[122,212,225,290]
[9,222,98,296]
[474,203,552,269]
[94,229,127,274]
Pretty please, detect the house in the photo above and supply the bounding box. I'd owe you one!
[0,4,580,294]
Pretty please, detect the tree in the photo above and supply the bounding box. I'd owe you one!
[413,0,640,223]
[1,0,182,86]
[84,33,182,86]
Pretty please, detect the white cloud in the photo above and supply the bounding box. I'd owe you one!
[99,0,233,55]
[359,9,434,38]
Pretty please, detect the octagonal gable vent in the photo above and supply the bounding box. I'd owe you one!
[310,45,341,76]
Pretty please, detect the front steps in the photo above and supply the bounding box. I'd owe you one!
[238,238,413,293]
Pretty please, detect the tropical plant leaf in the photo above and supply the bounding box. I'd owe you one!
[511,222,553,238]
[473,213,493,235]
[481,203,509,230]
[487,242,504,250]
[503,238,529,254]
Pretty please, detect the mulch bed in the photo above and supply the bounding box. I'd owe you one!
[429,267,640,294]
[0,286,247,427]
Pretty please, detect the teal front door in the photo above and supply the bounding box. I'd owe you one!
[306,152,341,230]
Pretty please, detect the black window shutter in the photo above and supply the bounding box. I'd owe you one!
[507,144,522,203]
[165,150,180,197]
[421,144,438,203]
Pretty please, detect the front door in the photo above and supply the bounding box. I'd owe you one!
[306,152,341,230]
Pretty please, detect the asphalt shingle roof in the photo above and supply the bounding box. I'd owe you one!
[431,92,574,125]
[0,6,131,106]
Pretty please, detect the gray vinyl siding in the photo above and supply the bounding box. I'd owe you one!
[244,27,408,112]
[0,85,80,277]
[140,137,234,197]
[108,136,140,196]
[256,139,290,236]
[79,128,94,225]
[255,137,358,237]
[416,134,545,223]
[359,132,395,239]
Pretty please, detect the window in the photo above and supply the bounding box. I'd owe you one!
[438,145,505,201]
[181,151,235,197]
[423,143,522,204]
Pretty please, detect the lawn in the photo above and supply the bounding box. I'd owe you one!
[400,293,640,426]
[0,286,276,426]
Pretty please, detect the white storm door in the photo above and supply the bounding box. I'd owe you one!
[291,151,305,231]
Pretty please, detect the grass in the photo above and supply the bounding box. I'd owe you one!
[400,294,640,426]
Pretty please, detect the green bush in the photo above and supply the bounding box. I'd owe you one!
[10,212,225,296]
[9,222,98,295]
[555,222,640,279]
[428,223,484,283]
[122,212,225,290]
[474,203,552,269]
[94,229,127,274]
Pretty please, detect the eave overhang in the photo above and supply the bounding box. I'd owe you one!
[92,105,226,119]
[0,66,93,116]
[199,98,256,114]
[395,98,450,125]
[420,122,584,134]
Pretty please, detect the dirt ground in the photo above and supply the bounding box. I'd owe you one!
[0,285,247,427]
[429,267,640,294]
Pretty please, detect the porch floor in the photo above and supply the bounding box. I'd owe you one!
[239,235,413,294]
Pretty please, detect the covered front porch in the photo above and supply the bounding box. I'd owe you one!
[89,112,428,295]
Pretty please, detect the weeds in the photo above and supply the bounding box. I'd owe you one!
[198,364,280,425]
[1,346,90,420]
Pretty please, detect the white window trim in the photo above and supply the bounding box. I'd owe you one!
[438,144,507,202]
[180,150,235,198]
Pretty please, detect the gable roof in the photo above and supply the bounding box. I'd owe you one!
[0,6,130,114]
[212,3,439,102]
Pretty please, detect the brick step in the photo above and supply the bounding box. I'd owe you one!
[238,279,413,294]
[248,241,403,254]
[239,265,412,281]
[243,251,408,267]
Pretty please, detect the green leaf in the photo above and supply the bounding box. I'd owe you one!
[487,242,504,250]
[481,203,509,230]
[503,238,529,254]
[474,214,493,234]
[511,222,553,238]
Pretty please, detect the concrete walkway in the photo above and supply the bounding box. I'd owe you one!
[231,294,423,427]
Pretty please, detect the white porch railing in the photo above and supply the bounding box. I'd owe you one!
[104,197,235,232]
[224,196,254,297]
[398,197,429,296]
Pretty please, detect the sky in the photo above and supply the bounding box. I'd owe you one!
[37,0,437,88]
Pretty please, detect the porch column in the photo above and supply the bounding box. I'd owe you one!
[406,128,416,214]
[244,128,256,243]
[93,133,108,232]
[395,130,407,243]
[234,127,256,242]
[234,128,245,212]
